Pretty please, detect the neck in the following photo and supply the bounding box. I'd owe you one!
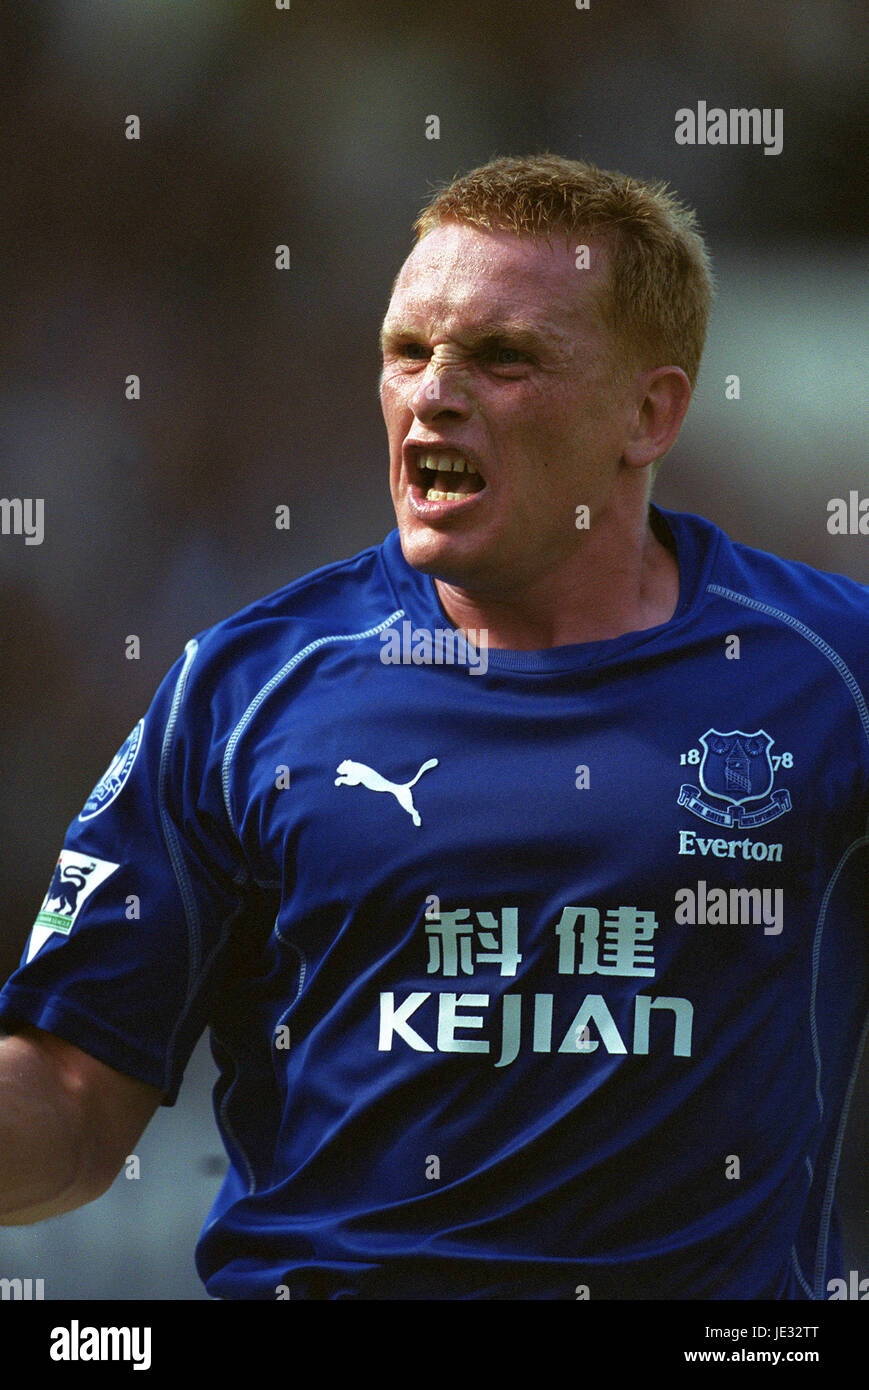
[433,507,679,650]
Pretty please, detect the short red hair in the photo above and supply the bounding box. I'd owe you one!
[413,153,714,387]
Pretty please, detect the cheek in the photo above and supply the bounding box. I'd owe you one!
[380,388,409,442]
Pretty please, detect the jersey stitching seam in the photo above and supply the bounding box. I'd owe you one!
[215,612,404,1191]
[215,1021,258,1195]
[809,832,869,1293]
[164,912,241,1105]
[791,1246,814,1298]
[220,611,404,833]
[206,916,300,1196]
[158,640,202,1008]
[705,584,869,749]
[265,932,308,1193]
[806,839,868,1129]
[812,911,869,1296]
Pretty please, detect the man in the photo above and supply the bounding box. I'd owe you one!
[1,155,867,1300]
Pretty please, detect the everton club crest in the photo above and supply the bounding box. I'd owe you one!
[678,729,792,828]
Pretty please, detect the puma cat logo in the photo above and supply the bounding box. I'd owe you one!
[334,757,439,827]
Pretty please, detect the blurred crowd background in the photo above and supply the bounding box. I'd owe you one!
[1,0,867,1297]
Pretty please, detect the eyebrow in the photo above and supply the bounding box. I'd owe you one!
[379,321,546,353]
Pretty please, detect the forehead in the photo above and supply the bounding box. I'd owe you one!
[383,221,607,341]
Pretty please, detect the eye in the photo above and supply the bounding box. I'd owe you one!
[398,341,429,359]
[484,345,530,368]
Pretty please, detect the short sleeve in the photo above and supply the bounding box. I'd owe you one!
[0,637,253,1104]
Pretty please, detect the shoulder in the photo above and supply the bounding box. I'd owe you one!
[710,525,869,671]
[126,536,406,819]
[179,536,404,708]
[663,506,869,677]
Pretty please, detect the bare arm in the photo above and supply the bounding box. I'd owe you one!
[0,1024,164,1224]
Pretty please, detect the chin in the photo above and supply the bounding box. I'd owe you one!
[397,523,452,575]
[397,525,493,590]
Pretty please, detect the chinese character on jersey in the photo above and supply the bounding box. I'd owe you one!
[555,905,658,977]
[425,907,522,977]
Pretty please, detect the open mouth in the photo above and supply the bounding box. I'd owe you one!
[411,450,487,502]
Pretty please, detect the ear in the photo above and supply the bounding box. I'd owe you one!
[622,366,692,470]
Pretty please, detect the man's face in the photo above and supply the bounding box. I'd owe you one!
[380,221,638,595]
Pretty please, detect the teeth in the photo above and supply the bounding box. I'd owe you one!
[426,489,465,501]
[419,453,471,473]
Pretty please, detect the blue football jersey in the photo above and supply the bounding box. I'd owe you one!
[2,504,868,1300]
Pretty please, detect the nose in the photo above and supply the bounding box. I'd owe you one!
[409,347,473,423]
